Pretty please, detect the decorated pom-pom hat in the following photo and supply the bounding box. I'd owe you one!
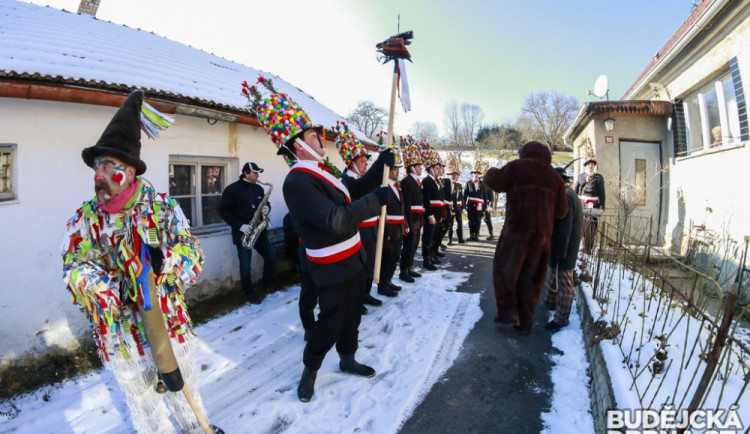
[400,136,422,167]
[446,151,460,175]
[334,121,369,167]
[472,152,485,173]
[247,76,322,164]
[82,89,174,176]
[420,141,440,168]
[377,131,402,167]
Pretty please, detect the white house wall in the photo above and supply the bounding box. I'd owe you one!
[0,97,347,366]
[664,147,750,251]
[660,9,750,253]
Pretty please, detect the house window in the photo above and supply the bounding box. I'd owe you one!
[168,156,231,229]
[0,145,16,202]
[677,64,746,157]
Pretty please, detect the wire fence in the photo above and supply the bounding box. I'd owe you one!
[580,214,750,425]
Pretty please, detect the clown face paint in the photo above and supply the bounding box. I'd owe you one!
[93,156,131,203]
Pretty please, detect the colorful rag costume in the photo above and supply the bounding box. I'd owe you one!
[62,89,212,434]
[62,178,202,362]
[62,179,208,433]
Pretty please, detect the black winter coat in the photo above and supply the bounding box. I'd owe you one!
[549,187,583,270]
[575,173,606,209]
[283,162,381,287]
[220,179,271,245]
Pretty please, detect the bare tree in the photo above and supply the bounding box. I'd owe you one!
[443,101,463,149]
[410,121,440,146]
[346,100,388,140]
[461,103,484,150]
[519,91,579,152]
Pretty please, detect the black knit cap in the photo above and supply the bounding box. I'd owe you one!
[82,90,148,175]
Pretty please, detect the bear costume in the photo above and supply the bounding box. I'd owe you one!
[483,141,569,335]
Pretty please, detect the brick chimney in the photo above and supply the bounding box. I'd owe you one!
[77,0,100,17]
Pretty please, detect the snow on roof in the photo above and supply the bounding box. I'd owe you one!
[0,0,369,140]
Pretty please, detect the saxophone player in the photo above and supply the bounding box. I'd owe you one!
[220,162,277,304]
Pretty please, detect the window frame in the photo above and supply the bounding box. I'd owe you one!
[168,155,234,232]
[0,144,17,203]
[675,60,748,159]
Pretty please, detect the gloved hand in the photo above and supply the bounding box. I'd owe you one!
[240,224,252,235]
[428,215,436,225]
[262,205,270,216]
[373,186,390,205]
[376,148,396,167]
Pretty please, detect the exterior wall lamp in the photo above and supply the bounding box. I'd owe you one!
[604,116,616,131]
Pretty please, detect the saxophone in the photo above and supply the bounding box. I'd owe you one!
[242,180,273,249]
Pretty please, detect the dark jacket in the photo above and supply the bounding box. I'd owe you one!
[422,174,443,222]
[464,179,486,212]
[442,179,463,211]
[283,163,381,287]
[483,141,568,243]
[220,179,271,245]
[549,186,583,270]
[385,182,406,241]
[575,173,606,209]
[401,173,424,228]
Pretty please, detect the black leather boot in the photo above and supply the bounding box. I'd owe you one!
[297,366,318,402]
[423,259,437,270]
[339,354,376,377]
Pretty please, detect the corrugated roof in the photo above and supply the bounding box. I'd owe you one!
[0,0,369,140]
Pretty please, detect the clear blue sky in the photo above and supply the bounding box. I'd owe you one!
[25,0,695,135]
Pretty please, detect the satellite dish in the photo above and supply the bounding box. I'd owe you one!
[587,74,609,100]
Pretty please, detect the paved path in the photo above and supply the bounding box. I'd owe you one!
[401,222,556,433]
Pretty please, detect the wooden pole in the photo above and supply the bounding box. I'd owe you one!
[373,61,399,284]
[139,270,213,434]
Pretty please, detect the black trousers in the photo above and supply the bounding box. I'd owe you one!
[303,269,365,370]
[380,226,403,284]
[297,245,317,332]
[360,226,377,297]
[400,220,422,272]
[467,208,482,238]
[422,220,437,260]
[448,208,464,242]
[483,210,494,235]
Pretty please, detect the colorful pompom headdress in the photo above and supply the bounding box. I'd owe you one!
[377,131,402,167]
[400,135,422,167]
[81,89,174,176]
[580,137,597,166]
[420,141,440,168]
[472,152,484,173]
[243,76,322,166]
[446,151,460,175]
[333,121,369,168]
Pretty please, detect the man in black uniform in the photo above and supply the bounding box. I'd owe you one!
[398,140,425,283]
[220,162,276,304]
[421,146,443,270]
[256,91,390,403]
[336,124,396,305]
[464,165,485,242]
[378,149,407,295]
[444,154,465,245]
[575,158,606,252]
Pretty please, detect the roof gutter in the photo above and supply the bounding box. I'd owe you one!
[622,0,730,100]
[0,81,261,127]
[563,102,590,146]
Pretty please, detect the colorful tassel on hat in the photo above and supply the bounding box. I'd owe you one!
[140,101,175,140]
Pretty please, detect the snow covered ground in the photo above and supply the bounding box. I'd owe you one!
[1,218,598,433]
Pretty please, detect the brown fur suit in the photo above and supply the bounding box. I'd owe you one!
[483,142,568,335]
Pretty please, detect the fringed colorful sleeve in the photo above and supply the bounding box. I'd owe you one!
[61,202,128,360]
